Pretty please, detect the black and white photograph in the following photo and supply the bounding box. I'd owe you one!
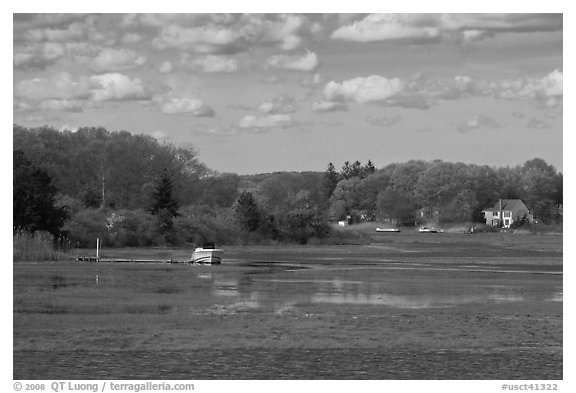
[11,4,565,388]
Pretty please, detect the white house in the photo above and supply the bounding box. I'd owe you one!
[482,199,533,229]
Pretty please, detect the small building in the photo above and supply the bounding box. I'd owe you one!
[482,199,533,229]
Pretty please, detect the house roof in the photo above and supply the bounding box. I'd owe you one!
[482,199,529,213]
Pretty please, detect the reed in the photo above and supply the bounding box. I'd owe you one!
[13,231,71,262]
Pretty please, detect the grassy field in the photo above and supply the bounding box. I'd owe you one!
[13,232,562,379]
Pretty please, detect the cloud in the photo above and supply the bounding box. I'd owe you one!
[526,118,551,129]
[91,48,146,72]
[331,13,562,44]
[492,70,563,107]
[519,69,563,99]
[332,14,441,43]
[15,72,153,104]
[366,115,402,127]
[14,72,91,100]
[153,24,242,53]
[456,115,507,133]
[267,51,319,72]
[147,14,315,53]
[13,42,66,69]
[40,99,85,112]
[184,55,239,73]
[193,124,240,136]
[160,97,215,117]
[311,101,349,113]
[158,61,173,74]
[261,75,285,84]
[257,95,296,114]
[323,75,404,104]
[151,130,169,140]
[22,21,86,43]
[89,73,151,101]
[300,73,324,87]
[238,114,294,129]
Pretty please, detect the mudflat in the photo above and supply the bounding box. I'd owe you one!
[13,232,562,379]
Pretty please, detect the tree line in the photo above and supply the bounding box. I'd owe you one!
[323,158,562,226]
[13,124,562,248]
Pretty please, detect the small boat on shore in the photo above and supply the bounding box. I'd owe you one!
[376,227,401,233]
[418,227,438,233]
[191,242,223,265]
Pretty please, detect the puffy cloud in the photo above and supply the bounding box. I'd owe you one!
[491,70,563,107]
[267,51,319,72]
[311,101,349,113]
[366,115,402,127]
[89,73,151,101]
[332,14,441,43]
[519,69,563,99]
[91,48,146,72]
[323,75,404,104]
[160,97,215,117]
[185,55,239,73]
[238,114,294,129]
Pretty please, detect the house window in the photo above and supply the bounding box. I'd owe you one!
[504,219,510,226]
[493,211,499,217]
[503,211,511,218]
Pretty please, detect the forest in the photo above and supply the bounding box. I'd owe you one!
[13,124,563,248]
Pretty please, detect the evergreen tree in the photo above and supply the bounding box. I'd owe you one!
[350,160,364,178]
[322,162,340,200]
[364,159,376,176]
[234,191,260,232]
[341,161,352,179]
[150,170,179,217]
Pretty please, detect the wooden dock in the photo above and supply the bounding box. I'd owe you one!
[76,256,186,264]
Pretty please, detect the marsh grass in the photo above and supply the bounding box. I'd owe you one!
[13,231,72,262]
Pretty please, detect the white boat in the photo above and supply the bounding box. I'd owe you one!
[376,227,401,232]
[191,243,223,264]
[418,227,438,233]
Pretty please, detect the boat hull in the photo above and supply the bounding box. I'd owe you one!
[191,249,223,264]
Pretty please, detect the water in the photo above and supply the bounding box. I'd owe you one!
[14,243,563,380]
[14,348,562,379]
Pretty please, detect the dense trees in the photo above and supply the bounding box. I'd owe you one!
[13,150,67,235]
[325,157,562,227]
[13,124,562,248]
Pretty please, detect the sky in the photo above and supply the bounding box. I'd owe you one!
[12,12,563,174]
